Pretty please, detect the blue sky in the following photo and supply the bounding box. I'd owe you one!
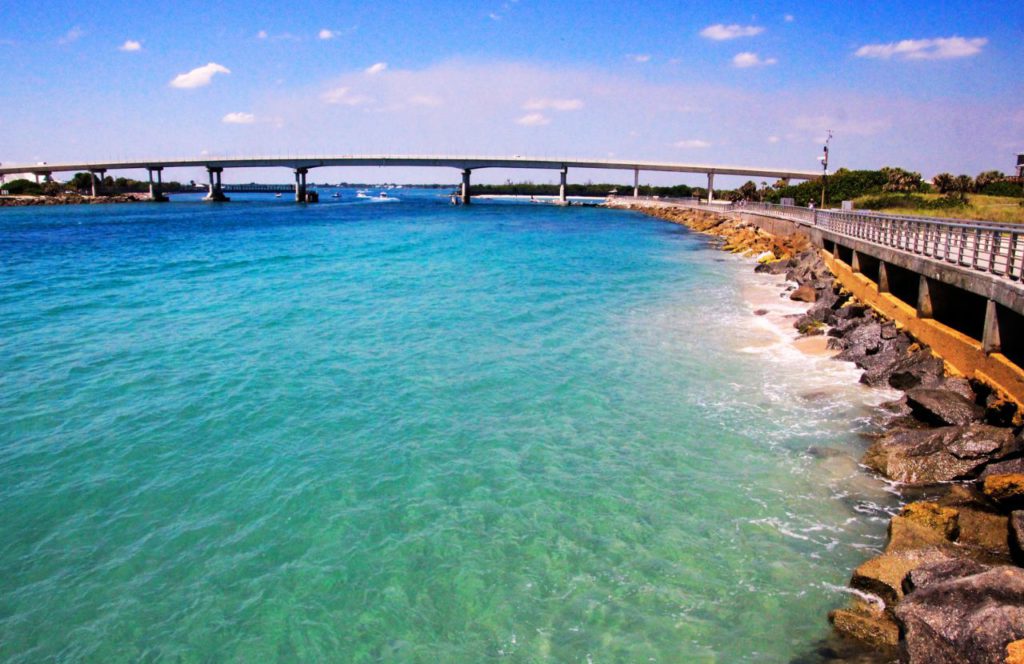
[1,0,1021,186]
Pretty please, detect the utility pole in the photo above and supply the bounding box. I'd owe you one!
[819,130,833,208]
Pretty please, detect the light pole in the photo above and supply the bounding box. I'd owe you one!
[818,130,832,208]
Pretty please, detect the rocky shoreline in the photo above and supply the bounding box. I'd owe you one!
[0,193,153,206]
[613,203,1024,663]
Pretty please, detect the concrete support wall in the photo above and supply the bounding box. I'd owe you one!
[559,167,567,204]
[633,169,639,198]
[294,168,308,203]
[204,167,229,202]
[147,168,167,202]
[89,170,105,197]
[706,173,715,202]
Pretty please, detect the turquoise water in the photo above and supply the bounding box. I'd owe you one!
[0,192,899,662]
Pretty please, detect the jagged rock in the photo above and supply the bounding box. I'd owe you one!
[851,547,954,608]
[940,376,977,403]
[935,486,1010,560]
[905,387,984,426]
[1011,512,1024,565]
[863,423,1019,485]
[753,308,769,316]
[825,337,844,351]
[828,599,899,648]
[981,473,1024,510]
[886,512,958,553]
[860,348,945,390]
[879,321,898,340]
[980,456,1024,478]
[895,502,960,541]
[834,303,868,320]
[895,565,1024,664]
[790,283,817,302]
[754,260,790,274]
[901,557,988,594]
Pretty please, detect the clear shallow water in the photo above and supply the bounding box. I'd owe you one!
[0,192,900,662]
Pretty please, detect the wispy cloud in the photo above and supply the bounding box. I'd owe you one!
[784,15,794,23]
[119,39,142,52]
[222,112,256,124]
[523,98,583,111]
[854,36,987,60]
[321,86,372,106]
[700,24,764,40]
[628,54,651,63]
[488,0,519,21]
[318,29,338,40]
[257,30,268,39]
[516,112,550,126]
[733,52,777,68]
[58,26,84,45]
[767,135,781,143]
[365,62,387,75]
[170,62,231,89]
[673,139,711,148]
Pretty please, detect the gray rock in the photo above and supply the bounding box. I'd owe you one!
[902,558,989,594]
[860,347,944,390]
[905,387,984,426]
[895,565,1024,664]
[863,423,1020,485]
[980,457,1024,478]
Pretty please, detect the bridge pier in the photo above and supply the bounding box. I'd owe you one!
[204,167,229,202]
[633,169,639,198]
[294,168,308,202]
[461,169,472,205]
[147,167,168,202]
[706,173,715,203]
[983,299,1001,354]
[851,250,861,273]
[917,275,934,318]
[89,170,106,197]
[558,167,568,205]
[878,261,890,293]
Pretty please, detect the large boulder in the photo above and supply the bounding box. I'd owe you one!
[904,387,984,426]
[980,456,1024,478]
[851,547,954,608]
[790,283,817,302]
[980,473,1024,510]
[863,423,1020,485]
[828,598,899,648]
[895,565,1024,664]
[860,347,945,390]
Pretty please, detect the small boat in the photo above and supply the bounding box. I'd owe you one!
[378,192,388,199]
[332,192,340,198]
[356,190,370,198]
[275,193,282,198]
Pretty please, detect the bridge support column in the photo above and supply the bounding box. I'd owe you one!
[204,167,229,202]
[982,299,1001,354]
[851,250,861,274]
[917,275,934,318]
[89,170,105,197]
[294,168,308,203]
[878,262,890,293]
[461,169,472,205]
[633,169,639,198]
[558,167,568,205]
[706,173,715,203]
[147,167,168,202]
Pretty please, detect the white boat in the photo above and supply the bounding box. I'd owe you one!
[332,192,340,198]
[356,190,370,198]
[275,193,282,198]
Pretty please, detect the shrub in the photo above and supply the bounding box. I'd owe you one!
[1,178,42,195]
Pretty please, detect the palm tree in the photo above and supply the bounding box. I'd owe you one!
[974,170,1005,191]
[932,173,955,194]
[952,174,974,201]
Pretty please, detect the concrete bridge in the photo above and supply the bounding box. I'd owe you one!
[0,155,819,204]
[619,197,1024,404]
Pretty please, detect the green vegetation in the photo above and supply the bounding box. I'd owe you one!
[471,182,695,197]
[851,194,1024,224]
[0,179,43,195]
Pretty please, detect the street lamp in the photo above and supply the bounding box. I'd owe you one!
[819,130,832,208]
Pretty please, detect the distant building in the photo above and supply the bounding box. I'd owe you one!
[1017,153,1024,178]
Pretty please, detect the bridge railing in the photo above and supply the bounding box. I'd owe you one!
[736,202,1024,282]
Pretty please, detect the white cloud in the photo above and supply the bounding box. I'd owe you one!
[222,112,256,124]
[784,14,794,22]
[733,52,777,68]
[365,62,387,75]
[318,29,337,40]
[119,39,141,52]
[170,62,231,89]
[628,54,651,63]
[854,36,987,60]
[257,30,268,39]
[767,135,781,143]
[58,27,84,44]
[673,139,711,148]
[523,98,583,111]
[516,112,550,126]
[700,24,764,40]
[321,86,372,106]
